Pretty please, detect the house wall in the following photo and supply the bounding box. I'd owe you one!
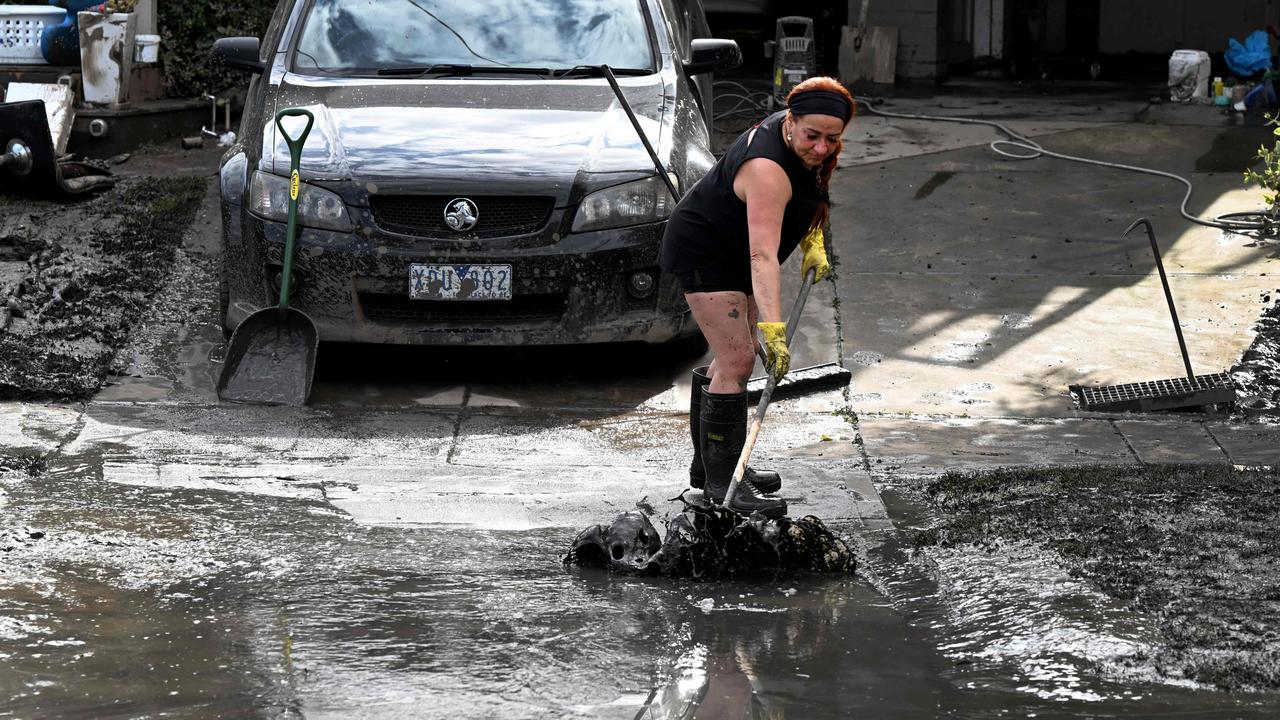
[855,0,942,80]
[847,0,1278,83]
[973,0,1006,59]
[1043,0,1279,55]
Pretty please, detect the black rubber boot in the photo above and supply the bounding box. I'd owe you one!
[688,366,782,493]
[699,387,787,518]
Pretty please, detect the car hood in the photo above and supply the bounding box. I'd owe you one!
[261,75,671,204]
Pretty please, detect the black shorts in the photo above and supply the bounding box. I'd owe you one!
[669,266,753,295]
[661,218,753,295]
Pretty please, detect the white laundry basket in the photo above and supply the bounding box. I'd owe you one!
[0,6,67,65]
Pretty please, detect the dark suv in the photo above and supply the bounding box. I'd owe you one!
[213,0,740,346]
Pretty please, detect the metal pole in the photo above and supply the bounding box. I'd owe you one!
[1125,218,1195,379]
[599,65,681,202]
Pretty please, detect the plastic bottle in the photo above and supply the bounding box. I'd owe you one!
[1214,76,1227,105]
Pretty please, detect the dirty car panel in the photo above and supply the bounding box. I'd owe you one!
[217,0,731,346]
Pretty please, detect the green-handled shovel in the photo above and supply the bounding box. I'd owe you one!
[217,107,319,406]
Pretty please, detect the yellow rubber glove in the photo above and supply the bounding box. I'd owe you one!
[799,226,830,282]
[758,321,790,382]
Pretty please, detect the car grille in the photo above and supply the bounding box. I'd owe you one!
[369,196,555,238]
[359,292,566,326]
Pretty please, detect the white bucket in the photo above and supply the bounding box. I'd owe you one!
[79,12,137,105]
[1168,49,1211,102]
[134,33,159,63]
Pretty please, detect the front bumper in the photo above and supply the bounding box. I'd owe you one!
[221,208,695,346]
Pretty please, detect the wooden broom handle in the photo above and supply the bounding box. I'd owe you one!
[723,267,816,510]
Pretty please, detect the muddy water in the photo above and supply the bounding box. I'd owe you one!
[4,463,1280,718]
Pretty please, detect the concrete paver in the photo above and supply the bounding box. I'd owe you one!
[783,459,889,528]
[1205,421,1280,467]
[855,416,1137,476]
[1113,418,1229,464]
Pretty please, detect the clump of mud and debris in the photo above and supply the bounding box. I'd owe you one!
[913,464,1280,691]
[1232,289,1280,416]
[0,177,206,400]
[565,501,856,580]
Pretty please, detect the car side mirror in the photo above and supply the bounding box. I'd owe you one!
[683,39,742,76]
[212,37,265,74]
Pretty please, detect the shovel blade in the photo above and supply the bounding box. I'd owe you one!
[216,307,318,406]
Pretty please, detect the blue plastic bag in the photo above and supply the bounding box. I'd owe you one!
[1226,30,1273,77]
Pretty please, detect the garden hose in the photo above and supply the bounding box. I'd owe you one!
[711,80,773,134]
[854,98,1279,236]
[709,82,1276,234]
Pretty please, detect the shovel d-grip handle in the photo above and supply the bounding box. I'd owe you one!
[726,266,818,512]
[274,107,313,310]
[275,107,314,162]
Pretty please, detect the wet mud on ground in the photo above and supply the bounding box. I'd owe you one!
[908,465,1280,692]
[7,455,1280,717]
[0,176,207,400]
[1232,278,1280,415]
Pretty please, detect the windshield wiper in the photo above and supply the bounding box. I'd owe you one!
[550,65,649,79]
[376,64,552,78]
[377,63,475,76]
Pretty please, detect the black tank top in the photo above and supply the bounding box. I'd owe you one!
[659,110,821,277]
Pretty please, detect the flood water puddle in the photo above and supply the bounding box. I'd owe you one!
[3,468,1279,718]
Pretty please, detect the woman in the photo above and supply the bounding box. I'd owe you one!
[659,76,855,517]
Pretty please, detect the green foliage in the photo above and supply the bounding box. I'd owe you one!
[1244,113,1280,216]
[158,0,277,97]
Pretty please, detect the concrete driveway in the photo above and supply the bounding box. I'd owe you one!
[4,81,1280,533]
[830,82,1280,474]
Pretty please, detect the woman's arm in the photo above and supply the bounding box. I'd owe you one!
[733,158,792,324]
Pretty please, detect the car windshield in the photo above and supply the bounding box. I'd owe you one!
[293,0,654,75]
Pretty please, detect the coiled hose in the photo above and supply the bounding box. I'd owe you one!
[711,80,774,134]
[853,97,1278,236]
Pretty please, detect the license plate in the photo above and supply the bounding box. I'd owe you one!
[408,264,512,301]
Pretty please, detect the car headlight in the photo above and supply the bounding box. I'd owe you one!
[572,175,676,233]
[249,170,353,232]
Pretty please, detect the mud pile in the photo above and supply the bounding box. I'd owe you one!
[0,177,206,400]
[1232,289,1280,416]
[914,465,1280,691]
[565,501,856,580]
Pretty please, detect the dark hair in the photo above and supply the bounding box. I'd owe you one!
[785,77,855,231]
